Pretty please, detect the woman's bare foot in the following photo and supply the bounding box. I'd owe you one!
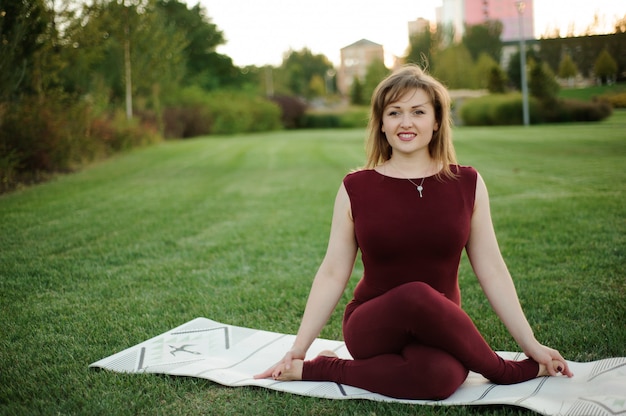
[273,350,339,381]
[537,360,564,377]
[317,349,338,358]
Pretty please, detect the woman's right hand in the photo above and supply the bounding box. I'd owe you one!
[253,347,306,380]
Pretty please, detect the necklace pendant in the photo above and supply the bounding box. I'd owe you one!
[416,185,423,197]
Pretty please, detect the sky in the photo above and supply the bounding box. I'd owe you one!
[188,0,625,67]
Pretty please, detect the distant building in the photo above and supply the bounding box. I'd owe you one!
[408,17,431,38]
[338,39,384,96]
[438,0,534,42]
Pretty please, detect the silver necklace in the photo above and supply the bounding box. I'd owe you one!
[407,177,426,197]
[390,162,427,198]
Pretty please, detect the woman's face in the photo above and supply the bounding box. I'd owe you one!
[381,88,439,157]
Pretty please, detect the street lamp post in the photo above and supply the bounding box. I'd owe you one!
[516,1,530,126]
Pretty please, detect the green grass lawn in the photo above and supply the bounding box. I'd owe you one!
[558,83,626,101]
[1,111,625,415]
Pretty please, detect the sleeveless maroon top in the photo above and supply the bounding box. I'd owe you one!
[343,165,477,307]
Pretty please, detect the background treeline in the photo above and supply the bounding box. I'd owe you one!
[1,0,625,193]
[0,0,337,192]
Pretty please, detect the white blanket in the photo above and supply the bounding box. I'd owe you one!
[89,317,626,415]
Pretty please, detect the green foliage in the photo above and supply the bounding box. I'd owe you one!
[542,99,613,122]
[487,66,508,93]
[462,20,503,63]
[0,93,160,191]
[156,0,242,91]
[433,44,475,89]
[558,83,626,101]
[0,0,48,100]
[460,93,612,126]
[281,48,334,99]
[539,33,626,80]
[301,107,369,129]
[406,26,436,69]
[473,53,504,91]
[162,87,282,137]
[558,53,578,80]
[363,59,390,102]
[350,76,365,105]
[529,62,560,104]
[602,92,626,108]
[594,49,618,84]
[460,93,541,126]
[507,48,541,91]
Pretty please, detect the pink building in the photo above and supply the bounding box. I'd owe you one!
[440,0,534,42]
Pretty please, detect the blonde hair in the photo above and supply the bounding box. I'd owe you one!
[364,64,457,180]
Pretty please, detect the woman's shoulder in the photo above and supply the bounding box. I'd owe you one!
[452,164,478,177]
[343,168,377,181]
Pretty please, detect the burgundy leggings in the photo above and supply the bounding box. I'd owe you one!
[302,281,539,400]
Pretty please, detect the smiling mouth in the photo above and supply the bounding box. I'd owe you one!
[398,133,416,140]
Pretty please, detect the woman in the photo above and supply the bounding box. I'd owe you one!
[255,65,573,400]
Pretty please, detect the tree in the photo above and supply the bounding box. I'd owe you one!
[558,53,578,86]
[462,20,503,63]
[60,0,187,115]
[473,53,500,89]
[593,49,618,84]
[350,76,364,105]
[507,48,540,90]
[363,59,389,103]
[0,0,49,101]
[529,62,559,104]
[406,26,435,69]
[156,0,239,90]
[487,66,507,93]
[433,44,475,89]
[281,48,333,99]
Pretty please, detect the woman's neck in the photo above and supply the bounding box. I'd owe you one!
[386,155,439,178]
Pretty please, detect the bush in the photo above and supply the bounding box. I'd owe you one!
[90,111,161,152]
[162,106,213,138]
[300,113,340,129]
[543,99,613,122]
[460,93,612,125]
[298,107,369,130]
[0,94,161,193]
[163,88,282,136]
[270,95,308,129]
[600,92,626,108]
[460,93,541,126]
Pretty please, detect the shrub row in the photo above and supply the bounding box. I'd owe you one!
[1,89,285,193]
[0,96,159,193]
[163,88,282,138]
[300,108,370,129]
[600,92,626,108]
[459,93,612,126]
